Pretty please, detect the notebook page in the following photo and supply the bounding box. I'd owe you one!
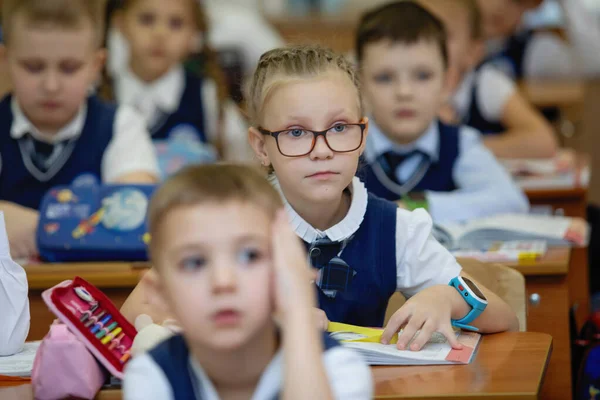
[0,341,41,377]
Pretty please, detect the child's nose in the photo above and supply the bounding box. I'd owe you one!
[42,71,60,93]
[210,264,237,293]
[309,135,333,160]
[395,80,413,98]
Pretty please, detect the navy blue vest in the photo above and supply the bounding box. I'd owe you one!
[149,333,341,400]
[0,95,116,209]
[484,30,534,81]
[360,121,459,202]
[464,65,505,135]
[304,193,397,327]
[149,70,207,143]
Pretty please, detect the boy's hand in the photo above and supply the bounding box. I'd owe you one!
[381,286,465,351]
[6,207,38,259]
[271,209,316,317]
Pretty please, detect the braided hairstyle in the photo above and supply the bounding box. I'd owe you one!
[245,45,363,127]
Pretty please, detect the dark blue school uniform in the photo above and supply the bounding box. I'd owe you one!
[462,65,506,135]
[303,193,398,328]
[149,70,207,144]
[149,333,341,400]
[360,121,459,202]
[0,95,116,209]
[484,30,535,81]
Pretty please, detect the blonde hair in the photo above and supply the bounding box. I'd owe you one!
[245,45,363,126]
[147,164,283,260]
[2,0,106,46]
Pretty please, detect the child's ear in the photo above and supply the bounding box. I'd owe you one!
[111,10,125,33]
[92,48,107,82]
[358,117,369,156]
[248,126,271,167]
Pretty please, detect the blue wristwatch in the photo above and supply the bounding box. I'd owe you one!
[449,276,488,331]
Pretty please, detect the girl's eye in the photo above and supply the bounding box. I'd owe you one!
[330,124,347,133]
[22,61,44,74]
[169,17,184,30]
[60,61,83,75]
[180,256,206,271]
[374,73,392,83]
[238,248,262,265]
[286,129,308,138]
[138,12,155,26]
[415,71,433,81]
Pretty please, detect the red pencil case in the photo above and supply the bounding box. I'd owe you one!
[41,277,137,379]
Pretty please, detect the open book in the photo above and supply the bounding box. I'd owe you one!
[501,155,590,190]
[451,240,548,262]
[328,323,481,365]
[0,342,41,377]
[433,213,587,250]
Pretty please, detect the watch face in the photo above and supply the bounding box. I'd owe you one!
[463,277,487,301]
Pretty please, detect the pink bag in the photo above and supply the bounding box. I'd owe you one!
[31,322,107,400]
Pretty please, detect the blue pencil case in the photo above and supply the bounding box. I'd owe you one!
[37,184,156,262]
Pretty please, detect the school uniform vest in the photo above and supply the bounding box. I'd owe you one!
[304,193,398,327]
[360,121,459,202]
[463,65,506,135]
[149,70,207,143]
[149,333,341,400]
[0,95,116,209]
[484,30,534,81]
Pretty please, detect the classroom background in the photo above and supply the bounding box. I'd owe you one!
[2,0,600,399]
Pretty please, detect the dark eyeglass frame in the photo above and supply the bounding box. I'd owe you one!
[258,123,367,157]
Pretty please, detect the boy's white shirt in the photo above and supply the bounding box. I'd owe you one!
[512,0,600,78]
[269,176,462,298]
[365,120,529,223]
[114,65,254,163]
[8,97,160,183]
[123,345,373,400]
[452,63,515,124]
[0,212,30,356]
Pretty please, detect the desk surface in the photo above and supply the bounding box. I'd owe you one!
[0,333,551,400]
[458,247,570,276]
[373,332,552,400]
[518,80,585,109]
[25,246,569,291]
[24,262,150,290]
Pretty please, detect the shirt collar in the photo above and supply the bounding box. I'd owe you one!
[269,175,368,243]
[366,118,440,163]
[115,65,185,114]
[10,96,87,144]
[189,350,283,400]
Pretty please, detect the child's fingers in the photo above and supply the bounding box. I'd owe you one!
[395,317,423,350]
[381,307,410,344]
[408,319,436,351]
[440,324,463,350]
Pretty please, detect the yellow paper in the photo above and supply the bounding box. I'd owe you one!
[327,322,398,344]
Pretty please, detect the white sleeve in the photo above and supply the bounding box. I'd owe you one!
[101,106,160,183]
[323,347,373,400]
[396,208,462,298]
[0,212,30,356]
[123,353,174,400]
[476,65,516,123]
[426,127,529,223]
[556,0,600,76]
[202,79,255,163]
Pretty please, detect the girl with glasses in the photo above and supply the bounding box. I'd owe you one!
[246,45,518,349]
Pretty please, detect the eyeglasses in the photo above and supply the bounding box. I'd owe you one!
[258,123,366,157]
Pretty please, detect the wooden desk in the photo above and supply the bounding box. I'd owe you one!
[25,262,149,341]
[373,332,552,400]
[0,332,551,400]
[518,80,585,110]
[460,249,571,400]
